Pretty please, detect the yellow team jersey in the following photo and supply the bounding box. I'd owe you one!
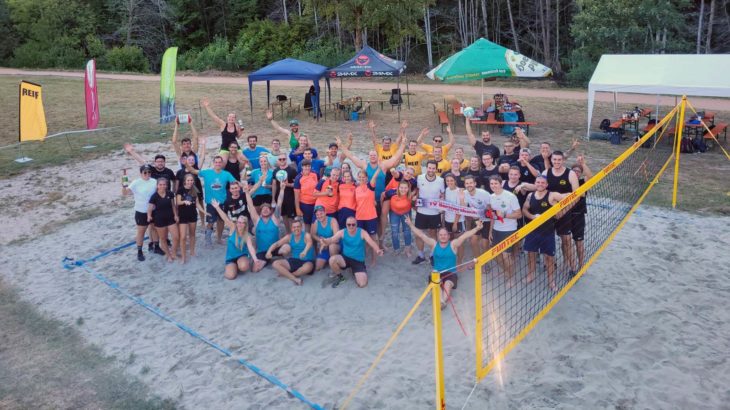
[459,158,470,171]
[435,158,451,176]
[421,143,451,160]
[376,143,398,162]
[403,151,426,175]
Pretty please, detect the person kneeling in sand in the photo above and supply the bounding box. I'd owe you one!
[266,219,316,285]
[406,216,482,308]
[321,217,383,288]
[310,205,340,272]
[245,173,286,272]
[210,199,260,280]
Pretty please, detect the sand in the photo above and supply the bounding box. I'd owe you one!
[2,131,729,409]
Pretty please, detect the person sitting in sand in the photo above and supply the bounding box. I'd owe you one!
[405,215,483,307]
[310,205,340,272]
[321,216,383,288]
[265,218,316,286]
[210,199,260,280]
[244,173,285,272]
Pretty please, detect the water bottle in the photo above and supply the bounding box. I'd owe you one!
[121,169,129,188]
[327,185,333,197]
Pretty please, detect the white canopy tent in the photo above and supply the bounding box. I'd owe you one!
[586,54,730,138]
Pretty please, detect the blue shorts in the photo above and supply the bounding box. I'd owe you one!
[300,203,315,224]
[523,231,556,256]
[338,207,356,227]
[357,218,378,235]
[317,248,330,261]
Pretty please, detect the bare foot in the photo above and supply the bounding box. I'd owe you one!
[167,256,174,263]
[190,250,196,257]
[292,277,303,286]
[254,260,266,272]
[523,273,535,284]
[405,247,413,259]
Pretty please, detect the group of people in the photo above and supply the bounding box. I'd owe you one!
[122,99,593,302]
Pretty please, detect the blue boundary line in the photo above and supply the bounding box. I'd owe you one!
[62,248,325,410]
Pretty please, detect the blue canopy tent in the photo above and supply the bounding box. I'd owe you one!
[326,46,409,120]
[248,58,331,121]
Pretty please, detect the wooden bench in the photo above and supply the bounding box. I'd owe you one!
[704,122,727,141]
[354,103,371,120]
[470,120,537,136]
[432,102,443,114]
[437,111,450,132]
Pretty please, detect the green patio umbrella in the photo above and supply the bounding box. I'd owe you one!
[427,38,552,103]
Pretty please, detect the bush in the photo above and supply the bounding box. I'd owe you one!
[103,45,150,72]
[295,38,353,68]
[12,37,85,68]
[179,37,234,71]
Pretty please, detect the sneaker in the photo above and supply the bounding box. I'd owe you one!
[331,274,347,288]
[411,255,426,265]
[137,250,145,261]
[153,244,165,255]
[148,242,154,251]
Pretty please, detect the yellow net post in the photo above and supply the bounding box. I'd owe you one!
[430,272,446,410]
[672,96,687,208]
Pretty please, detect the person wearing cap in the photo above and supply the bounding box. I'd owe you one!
[123,143,177,192]
[201,97,243,157]
[368,120,404,162]
[267,110,303,150]
[241,135,269,170]
[122,164,159,261]
[324,141,348,168]
[310,204,340,272]
[293,159,320,231]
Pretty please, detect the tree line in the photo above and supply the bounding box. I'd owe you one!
[1,0,728,84]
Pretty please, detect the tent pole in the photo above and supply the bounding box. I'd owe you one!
[340,78,343,101]
[406,74,410,110]
[613,92,617,113]
[397,76,401,123]
[481,80,484,106]
[655,95,660,122]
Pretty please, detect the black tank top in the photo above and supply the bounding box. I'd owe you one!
[503,180,527,208]
[572,178,587,214]
[546,167,572,194]
[528,191,554,233]
[225,158,242,181]
[220,125,239,150]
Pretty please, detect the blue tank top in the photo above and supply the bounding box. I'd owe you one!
[316,217,334,239]
[255,217,279,253]
[432,242,456,272]
[225,231,249,261]
[342,227,365,262]
[366,163,386,200]
[290,231,314,261]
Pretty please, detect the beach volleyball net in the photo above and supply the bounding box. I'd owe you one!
[473,102,685,381]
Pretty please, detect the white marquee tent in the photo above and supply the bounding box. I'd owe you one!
[586,54,730,138]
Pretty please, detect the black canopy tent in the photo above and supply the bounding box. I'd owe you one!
[326,46,409,121]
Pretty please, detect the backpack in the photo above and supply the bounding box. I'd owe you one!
[692,135,707,153]
[680,137,694,154]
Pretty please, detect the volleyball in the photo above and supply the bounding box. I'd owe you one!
[275,170,288,182]
[463,106,475,118]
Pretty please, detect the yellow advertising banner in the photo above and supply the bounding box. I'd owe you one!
[19,81,47,142]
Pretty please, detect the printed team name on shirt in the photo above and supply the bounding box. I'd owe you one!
[559,179,567,186]
[211,178,224,190]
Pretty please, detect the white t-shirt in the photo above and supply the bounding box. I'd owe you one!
[129,178,157,213]
[464,188,490,221]
[417,174,444,216]
[443,187,464,223]
[490,190,520,231]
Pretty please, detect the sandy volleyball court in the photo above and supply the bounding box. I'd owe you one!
[1,139,728,408]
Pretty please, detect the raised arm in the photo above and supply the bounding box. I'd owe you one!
[266,110,291,136]
[197,136,207,168]
[243,183,260,225]
[404,215,436,249]
[381,138,408,170]
[564,138,580,161]
[465,117,477,147]
[515,127,530,148]
[201,97,225,129]
[444,125,455,150]
[124,143,147,165]
[172,122,182,157]
[336,135,367,170]
[452,220,483,249]
[577,155,593,179]
[190,121,200,153]
[367,120,378,150]
[211,199,234,229]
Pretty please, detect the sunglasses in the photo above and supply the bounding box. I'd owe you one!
[278,158,287,161]
[346,223,356,227]
[434,139,443,143]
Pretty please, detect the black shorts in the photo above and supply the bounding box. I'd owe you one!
[429,271,458,289]
[226,255,249,265]
[287,258,312,272]
[415,213,441,230]
[571,213,586,241]
[477,221,491,239]
[135,211,150,227]
[255,249,282,265]
[280,198,297,219]
[205,203,220,224]
[444,220,465,234]
[178,210,197,224]
[554,215,572,236]
[343,256,367,273]
[153,215,175,228]
[253,194,273,207]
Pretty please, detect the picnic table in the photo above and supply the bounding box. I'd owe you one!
[471,112,537,135]
[269,97,300,119]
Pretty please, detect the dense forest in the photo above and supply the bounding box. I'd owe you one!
[1,0,728,84]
